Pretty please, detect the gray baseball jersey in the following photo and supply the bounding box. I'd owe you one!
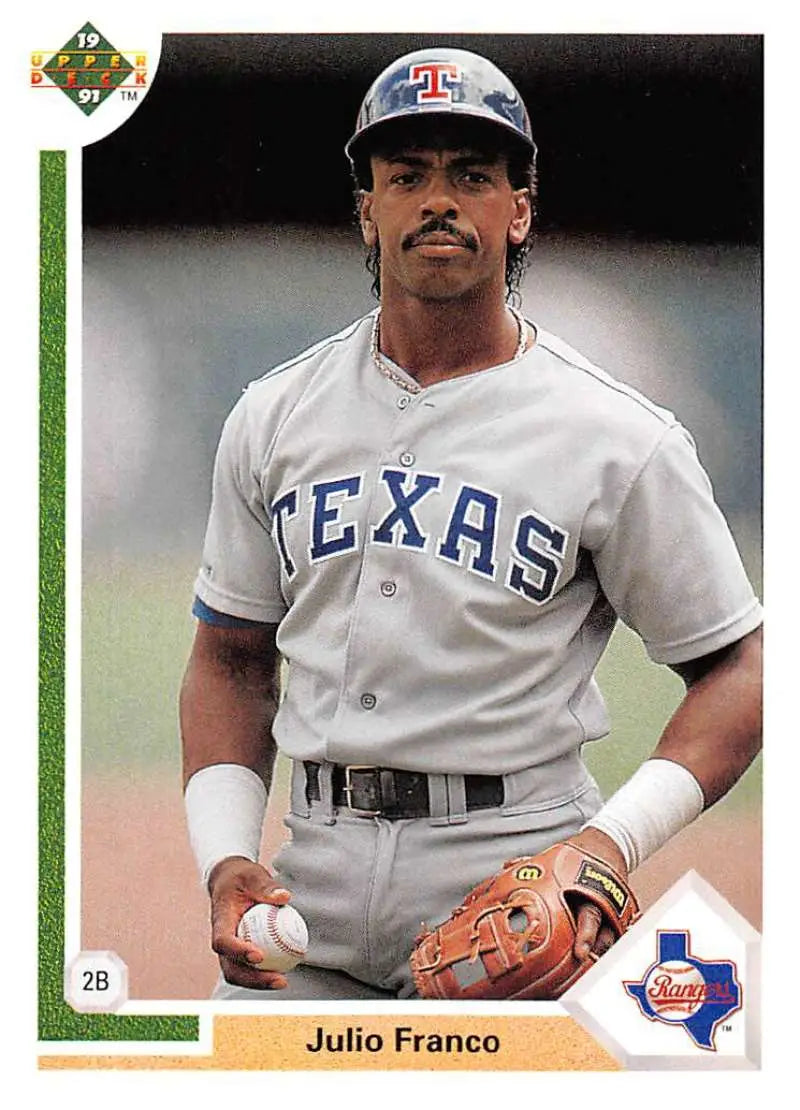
[193,310,762,805]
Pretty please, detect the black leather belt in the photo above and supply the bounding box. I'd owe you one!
[303,761,504,819]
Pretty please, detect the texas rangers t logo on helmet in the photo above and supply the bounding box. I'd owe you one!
[409,61,462,103]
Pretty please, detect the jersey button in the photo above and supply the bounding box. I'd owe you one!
[380,580,397,597]
[399,451,415,467]
[397,395,410,410]
[360,692,377,710]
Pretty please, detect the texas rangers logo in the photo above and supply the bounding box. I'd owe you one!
[624,931,741,1050]
[409,62,462,104]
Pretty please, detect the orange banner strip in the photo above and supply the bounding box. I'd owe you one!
[39,1014,619,1071]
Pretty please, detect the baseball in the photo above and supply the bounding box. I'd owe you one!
[644,960,707,1021]
[237,903,309,973]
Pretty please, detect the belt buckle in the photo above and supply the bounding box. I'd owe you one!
[343,764,382,816]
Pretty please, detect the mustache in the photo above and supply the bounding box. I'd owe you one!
[402,218,478,252]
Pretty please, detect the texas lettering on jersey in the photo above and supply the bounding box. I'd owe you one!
[269,466,570,606]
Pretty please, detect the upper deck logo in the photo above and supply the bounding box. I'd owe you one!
[30,22,147,115]
[624,930,741,1050]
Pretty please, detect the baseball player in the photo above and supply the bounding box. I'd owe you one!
[180,48,763,1001]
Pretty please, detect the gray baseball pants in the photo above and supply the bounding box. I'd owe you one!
[212,760,602,1001]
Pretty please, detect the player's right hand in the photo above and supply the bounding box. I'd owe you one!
[207,856,293,989]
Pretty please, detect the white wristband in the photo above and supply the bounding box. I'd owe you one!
[582,758,705,873]
[184,763,267,890]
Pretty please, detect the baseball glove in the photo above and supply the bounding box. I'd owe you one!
[409,840,639,1000]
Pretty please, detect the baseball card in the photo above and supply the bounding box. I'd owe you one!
[8,0,791,1096]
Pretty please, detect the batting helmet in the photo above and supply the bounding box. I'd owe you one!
[345,48,536,168]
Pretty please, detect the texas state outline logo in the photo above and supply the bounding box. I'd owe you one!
[624,929,742,1051]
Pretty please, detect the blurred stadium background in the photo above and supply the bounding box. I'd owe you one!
[80,33,762,998]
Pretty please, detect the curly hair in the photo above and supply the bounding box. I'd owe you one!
[351,117,538,306]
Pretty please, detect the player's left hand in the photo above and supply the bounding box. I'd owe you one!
[567,827,630,962]
[410,837,639,999]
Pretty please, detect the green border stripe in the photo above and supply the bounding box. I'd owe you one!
[38,150,198,1043]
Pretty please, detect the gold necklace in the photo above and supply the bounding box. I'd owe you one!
[369,307,530,395]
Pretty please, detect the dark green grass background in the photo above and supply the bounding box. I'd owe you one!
[39,153,197,1043]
